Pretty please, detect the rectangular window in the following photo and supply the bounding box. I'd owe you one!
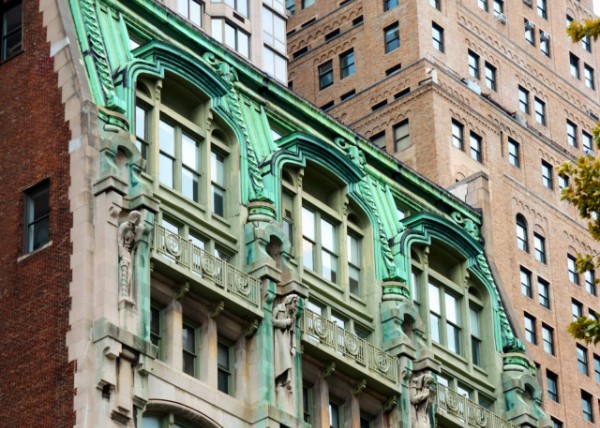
[445,293,461,354]
[542,324,554,355]
[541,160,553,189]
[582,390,594,422]
[329,402,341,428]
[217,340,234,394]
[347,233,361,296]
[524,313,536,344]
[534,97,546,126]
[339,49,355,79]
[263,46,287,83]
[538,278,550,308]
[150,305,163,357]
[428,283,442,344]
[384,0,398,11]
[470,132,483,162]
[432,23,444,52]
[262,7,286,53]
[508,138,520,167]
[302,0,315,8]
[211,19,249,58]
[177,0,203,27]
[468,50,480,79]
[558,174,569,192]
[452,119,464,150]
[582,35,592,52]
[547,371,559,402]
[573,299,583,320]
[540,31,551,56]
[220,0,248,16]
[594,355,600,383]
[384,23,400,53]
[470,306,482,366]
[525,20,535,46]
[303,384,313,423]
[519,86,530,114]
[1,0,22,61]
[318,60,333,90]
[302,206,339,283]
[516,218,528,252]
[568,254,580,285]
[24,181,50,253]
[493,0,503,15]
[393,119,410,152]
[484,62,497,91]
[211,150,226,217]
[135,102,149,161]
[570,53,581,79]
[583,130,594,154]
[478,0,488,11]
[584,64,595,90]
[533,233,546,263]
[551,418,563,428]
[567,120,578,147]
[520,267,532,298]
[537,0,547,19]
[182,322,197,376]
[370,130,386,149]
[430,0,441,10]
[578,345,589,375]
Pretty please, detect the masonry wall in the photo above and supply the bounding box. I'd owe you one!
[0,0,74,425]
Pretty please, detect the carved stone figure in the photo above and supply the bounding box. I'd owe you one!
[409,371,436,428]
[272,294,299,390]
[118,211,143,301]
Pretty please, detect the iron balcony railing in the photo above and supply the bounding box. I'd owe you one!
[154,225,260,308]
[436,383,516,428]
[301,309,398,384]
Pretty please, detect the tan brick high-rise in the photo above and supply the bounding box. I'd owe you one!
[288,0,600,425]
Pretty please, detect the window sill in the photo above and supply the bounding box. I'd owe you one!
[17,241,53,262]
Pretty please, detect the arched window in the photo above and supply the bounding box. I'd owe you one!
[516,214,529,252]
[281,162,369,299]
[134,73,233,217]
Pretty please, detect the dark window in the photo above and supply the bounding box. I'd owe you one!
[525,20,535,45]
[217,340,234,394]
[578,345,589,375]
[538,278,550,308]
[534,97,546,125]
[551,418,563,428]
[182,323,197,376]
[568,255,580,285]
[432,22,444,52]
[484,62,497,91]
[519,86,530,114]
[572,299,583,320]
[524,313,536,344]
[468,50,480,79]
[352,15,364,26]
[393,120,410,152]
[385,63,402,75]
[318,60,334,90]
[478,0,488,11]
[24,181,50,253]
[384,23,400,53]
[516,215,528,252]
[537,0,547,19]
[582,35,591,52]
[540,31,551,56]
[570,53,580,79]
[582,390,594,422]
[470,132,482,162]
[430,0,441,10]
[329,401,341,428]
[452,119,464,150]
[547,371,559,402]
[384,0,398,11]
[585,270,597,295]
[340,89,356,101]
[542,324,554,355]
[567,120,578,147]
[324,29,340,41]
[541,160,553,189]
[534,233,546,264]
[1,0,22,61]
[508,138,520,167]
[584,64,595,90]
[594,355,600,383]
[339,49,355,79]
[583,130,594,154]
[520,267,532,298]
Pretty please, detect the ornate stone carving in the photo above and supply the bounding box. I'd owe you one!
[272,294,300,390]
[118,211,143,302]
[409,371,436,428]
[450,211,480,241]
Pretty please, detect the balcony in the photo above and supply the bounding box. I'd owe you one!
[153,225,261,309]
[436,384,516,428]
[301,309,399,385]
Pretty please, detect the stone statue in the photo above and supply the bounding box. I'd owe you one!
[272,294,299,390]
[118,211,143,301]
[409,371,436,428]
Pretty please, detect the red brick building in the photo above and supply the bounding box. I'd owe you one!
[287,0,600,425]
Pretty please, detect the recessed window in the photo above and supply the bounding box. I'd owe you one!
[329,401,342,428]
[469,131,482,162]
[518,86,530,114]
[516,215,529,252]
[484,62,497,91]
[567,120,578,147]
[0,0,22,61]
[182,322,198,376]
[393,119,410,152]
[470,305,482,366]
[384,0,398,11]
[318,60,334,90]
[524,313,537,344]
[302,207,338,282]
[540,31,551,56]
[347,233,361,296]
[177,0,203,27]
[384,23,400,53]
[217,340,234,394]
[211,150,226,217]
[533,233,546,264]
[150,305,163,353]
[581,390,594,422]
[23,181,50,254]
[583,130,594,154]
[558,174,569,192]
[493,0,503,15]
[572,299,583,320]
[525,20,535,45]
[302,0,315,9]
[452,119,464,149]
[432,22,444,52]
[135,102,150,161]
[585,270,597,295]
[568,254,580,285]
[430,0,441,10]
[584,64,595,90]
[303,384,313,423]
[582,35,592,52]
[534,97,546,126]
[570,53,581,79]
[339,49,355,79]
[593,355,600,383]
[537,0,547,19]
[468,50,480,79]
[551,417,563,428]
[542,324,554,355]
[370,130,386,149]
[478,0,488,11]
[546,371,559,402]
[520,267,532,297]
[508,138,520,167]
[538,278,550,308]
[578,345,589,375]
[541,160,553,189]
[429,283,461,353]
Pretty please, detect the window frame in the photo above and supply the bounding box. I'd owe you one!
[519,86,530,114]
[452,119,464,150]
[538,277,550,308]
[339,49,355,79]
[520,267,532,298]
[393,119,410,152]
[567,120,578,148]
[584,64,595,90]
[468,50,480,80]
[546,370,559,402]
[217,338,235,395]
[568,254,580,285]
[23,181,50,254]
[541,160,553,189]
[508,138,520,167]
[1,0,23,62]
[384,23,400,53]
[516,215,529,252]
[541,323,554,355]
[534,97,546,126]
[318,60,334,90]
[432,22,444,53]
[570,53,581,79]
[581,390,594,422]
[176,0,203,27]
[469,131,483,162]
[533,233,547,264]
[484,62,497,91]
[577,344,589,375]
[384,0,398,11]
[524,313,537,344]
[536,0,547,19]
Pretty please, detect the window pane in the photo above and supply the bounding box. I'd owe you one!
[302,207,315,240]
[159,120,175,155]
[211,151,225,185]
[321,218,336,252]
[428,283,440,313]
[182,134,199,169]
[445,294,459,324]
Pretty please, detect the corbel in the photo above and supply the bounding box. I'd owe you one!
[209,301,225,319]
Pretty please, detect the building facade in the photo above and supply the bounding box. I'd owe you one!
[0,0,553,426]
[287,0,600,426]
